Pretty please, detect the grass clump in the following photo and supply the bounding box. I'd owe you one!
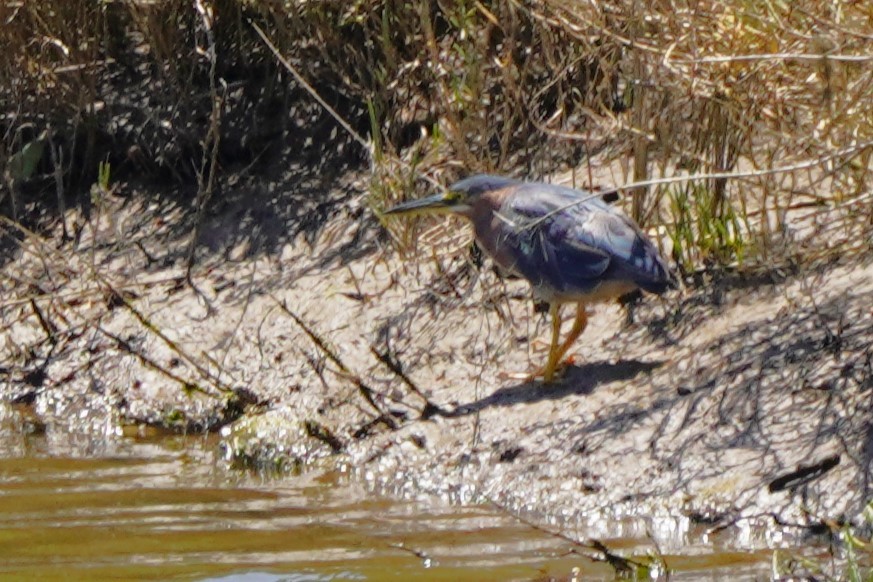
[773,501,873,581]
[668,182,748,273]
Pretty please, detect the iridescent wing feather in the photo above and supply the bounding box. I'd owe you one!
[496,184,671,296]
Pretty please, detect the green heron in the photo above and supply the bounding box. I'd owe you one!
[383,174,674,382]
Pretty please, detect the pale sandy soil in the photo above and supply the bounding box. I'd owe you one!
[1,167,870,550]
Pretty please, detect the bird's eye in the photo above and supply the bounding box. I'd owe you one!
[444,190,462,203]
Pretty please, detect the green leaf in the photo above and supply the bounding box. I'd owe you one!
[6,138,46,182]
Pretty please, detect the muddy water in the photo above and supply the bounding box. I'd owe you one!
[0,418,773,580]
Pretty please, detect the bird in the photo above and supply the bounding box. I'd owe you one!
[383,174,674,382]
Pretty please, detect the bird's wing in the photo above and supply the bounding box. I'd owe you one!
[511,223,612,289]
[496,193,612,292]
[574,207,673,291]
[500,185,669,294]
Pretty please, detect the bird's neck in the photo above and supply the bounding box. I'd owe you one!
[469,196,506,259]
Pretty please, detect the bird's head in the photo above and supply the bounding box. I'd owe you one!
[382,174,520,218]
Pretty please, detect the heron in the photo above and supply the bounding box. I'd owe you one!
[383,174,674,382]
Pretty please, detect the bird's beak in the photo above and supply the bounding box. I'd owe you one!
[382,192,462,216]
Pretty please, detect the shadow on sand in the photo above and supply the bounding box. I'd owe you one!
[448,359,664,416]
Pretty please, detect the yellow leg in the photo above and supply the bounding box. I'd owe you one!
[541,303,563,382]
[554,303,588,363]
[524,303,587,383]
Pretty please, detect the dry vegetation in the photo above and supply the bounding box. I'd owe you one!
[1,0,871,273]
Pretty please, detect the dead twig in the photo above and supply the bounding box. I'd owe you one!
[369,346,448,420]
[249,20,369,150]
[486,495,655,576]
[303,419,344,453]
[47,126,69,241]
[96,325,215,399]
[100,278,233,394]
[274,297,397,428]
[28,295,58,344]
[186,0,224,282]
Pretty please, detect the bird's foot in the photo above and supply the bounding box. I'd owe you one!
[499,367,554,382]
[506,356,576,383]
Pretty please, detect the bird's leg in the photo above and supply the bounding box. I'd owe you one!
[541,303,563,382]
[514,304,563,383]
[523,303,586,383]
[554,303,588,363]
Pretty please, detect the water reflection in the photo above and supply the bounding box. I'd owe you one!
[0,404,772,580]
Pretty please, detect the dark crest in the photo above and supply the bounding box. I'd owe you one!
[450,174,521,197]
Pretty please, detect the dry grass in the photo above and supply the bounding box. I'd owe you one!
[371,0,873,276]
[1,0,872,274]
[567,0,873,273]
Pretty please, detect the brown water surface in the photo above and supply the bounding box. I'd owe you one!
[0,408,773,581]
